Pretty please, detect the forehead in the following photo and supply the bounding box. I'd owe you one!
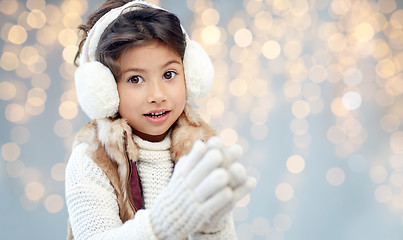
[119,40,182,70]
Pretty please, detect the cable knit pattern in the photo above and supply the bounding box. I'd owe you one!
[133,134,173,209]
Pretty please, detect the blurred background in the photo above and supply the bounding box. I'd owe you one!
[1,0,403,239]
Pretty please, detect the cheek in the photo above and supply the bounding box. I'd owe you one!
[117,87,138,113]
[117,94,128,115]
[177,82,187,105]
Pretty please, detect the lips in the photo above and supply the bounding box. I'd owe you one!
[144,110,171,124]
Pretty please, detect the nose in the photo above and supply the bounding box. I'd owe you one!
[147,80,166,104]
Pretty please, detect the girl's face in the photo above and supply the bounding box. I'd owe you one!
[117,40,186,142]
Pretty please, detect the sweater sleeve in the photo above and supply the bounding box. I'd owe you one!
[65,142,159,240]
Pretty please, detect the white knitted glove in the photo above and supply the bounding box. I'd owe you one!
[149,140,233,240]
[194,137,257,234]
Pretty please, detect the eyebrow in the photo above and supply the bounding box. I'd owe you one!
[122,60,182,74]
[162,60,181,68]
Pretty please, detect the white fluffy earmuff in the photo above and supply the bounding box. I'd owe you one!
[75,1,214,119]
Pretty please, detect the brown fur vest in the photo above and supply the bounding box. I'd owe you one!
[67,103,216,239]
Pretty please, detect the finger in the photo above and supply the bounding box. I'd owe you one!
[206,136,224,150]
[200,187,233,217]
[176,140,207,174]
[194,168,229,202]
[208,203,233,223]
[228,162,247,187]
[233,177,257,202]
[221,144,243,168]
[186,149,223,188]
[226,144,243,160]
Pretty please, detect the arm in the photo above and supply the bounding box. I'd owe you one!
[65,143,160,240]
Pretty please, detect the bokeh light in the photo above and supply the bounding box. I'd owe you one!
[286,154,305,174]
[1,142,21,162]
[1,52,20,71]
[262,40,281,60]
[0,82,17,100]
[44,194,64,213]
[275,183,294,202]
[326,167,346,186]
[8,25,27,45]
[234,28,253,48]
[25,181,45,201]
[5,103,26,123]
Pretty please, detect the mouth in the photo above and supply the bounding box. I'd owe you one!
[144,110,170,118]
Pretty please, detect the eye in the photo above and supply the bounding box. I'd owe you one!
[128,75,143,84]
[163,71,176,80]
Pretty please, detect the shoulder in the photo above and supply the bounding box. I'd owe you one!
[66,117,137,186]
[73,120,98,149]
[65,142,108,187]
[65,119,100,184]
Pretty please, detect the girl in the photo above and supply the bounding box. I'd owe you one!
[65,0,256,239]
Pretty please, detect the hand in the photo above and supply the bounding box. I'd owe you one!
[150,140,233,240]
[195,137,257,234]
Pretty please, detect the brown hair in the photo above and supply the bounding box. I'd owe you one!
[75,0,186,80]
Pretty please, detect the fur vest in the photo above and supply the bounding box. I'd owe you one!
[67,103,216,239]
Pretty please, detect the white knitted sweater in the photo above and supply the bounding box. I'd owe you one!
[65,134,236,239]
[133,134,173,209]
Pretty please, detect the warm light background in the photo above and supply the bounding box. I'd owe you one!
[1,0,403,239]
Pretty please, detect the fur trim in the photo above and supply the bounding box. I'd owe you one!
[171,104,216,162]
[74,118,137,222]
[67,219,74,240]
[96,118,139,163]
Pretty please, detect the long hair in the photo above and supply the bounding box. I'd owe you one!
[74,0,186,80]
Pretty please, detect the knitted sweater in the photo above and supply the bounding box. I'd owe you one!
[133,134,173,209]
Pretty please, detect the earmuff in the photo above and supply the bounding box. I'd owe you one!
[75,1,214,120]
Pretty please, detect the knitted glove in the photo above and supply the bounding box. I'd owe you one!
[149,140,233,240]
[194,137,257,234]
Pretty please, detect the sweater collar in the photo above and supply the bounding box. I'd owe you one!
[132,132,171,152]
